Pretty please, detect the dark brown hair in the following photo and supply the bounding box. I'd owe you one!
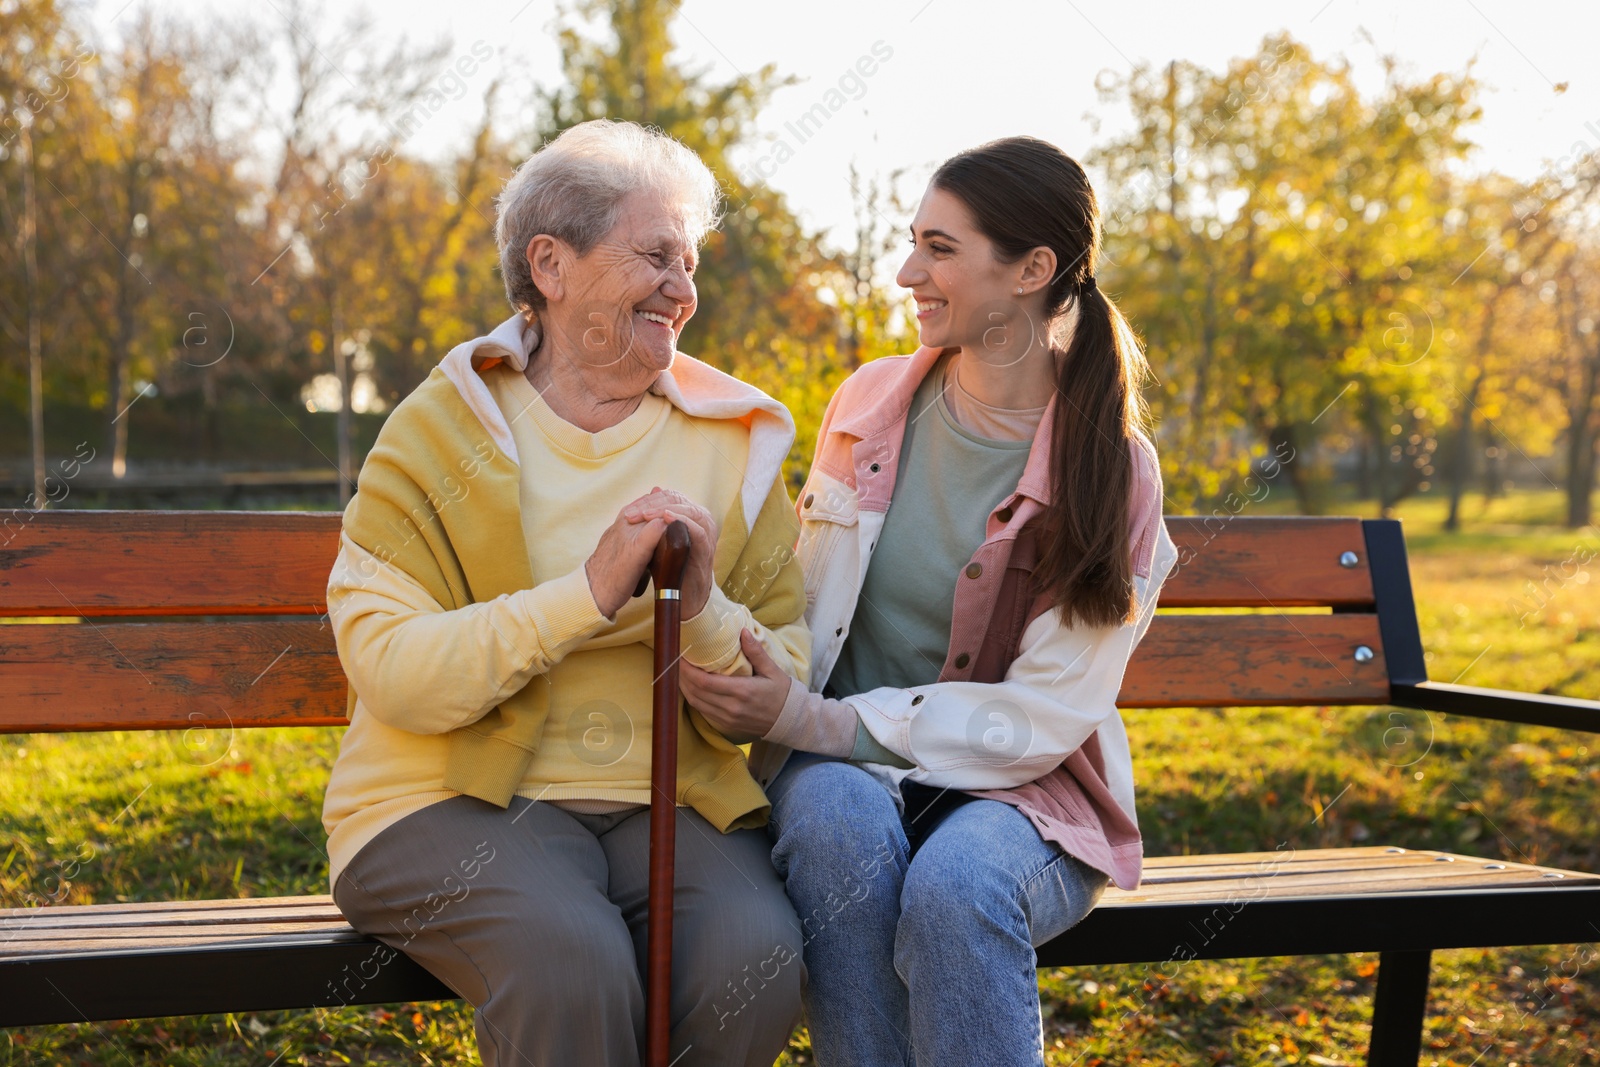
[931,136,1153,628]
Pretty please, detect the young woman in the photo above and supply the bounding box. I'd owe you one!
[673,136,1178,1065]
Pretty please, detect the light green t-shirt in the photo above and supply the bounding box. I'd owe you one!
[828,355,1034,762]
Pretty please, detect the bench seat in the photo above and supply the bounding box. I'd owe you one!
[7,847,1597,1028]
[1047,846,1600,965]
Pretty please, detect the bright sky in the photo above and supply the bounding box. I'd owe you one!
[98,0,1597,252]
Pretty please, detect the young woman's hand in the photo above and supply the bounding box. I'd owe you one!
[681,630,791,744]
[622,487,719,617]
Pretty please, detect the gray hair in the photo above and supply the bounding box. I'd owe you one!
[494,119,723,315]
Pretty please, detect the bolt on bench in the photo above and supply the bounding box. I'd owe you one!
[2,512,1597,1065]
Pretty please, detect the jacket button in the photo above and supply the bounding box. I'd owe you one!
[834,627,843,636]
[954,653,970,669]
[869,463,881,473]
[803,493,814,508]
[911,694,924,705]
[996,506,1013,523]
[964,562,982,579]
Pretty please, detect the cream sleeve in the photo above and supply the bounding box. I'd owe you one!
[680,586,811,684]
[326,532,612,735]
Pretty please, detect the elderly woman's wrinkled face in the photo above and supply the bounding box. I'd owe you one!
[555,190,699,378]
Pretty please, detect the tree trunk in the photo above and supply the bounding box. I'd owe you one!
[108,329,131,477]
[1268,423,1315,514]
[1188,262,1217,462]
[202,366,219,457]
[1443,291,1508,529]
[1567,336,1600,528]
[1353,432,1371,501]
[1443,375,1481,532]
[21,124,46,509]
[333,293,353,508]
[106,159,143,479]
[1569,434,1597,528]
[1482,432,1504,500]
[1358,392,1389,517]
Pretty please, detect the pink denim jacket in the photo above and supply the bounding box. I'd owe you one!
[747,346,1178,890]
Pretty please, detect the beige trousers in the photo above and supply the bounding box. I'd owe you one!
[333,794,803,1066]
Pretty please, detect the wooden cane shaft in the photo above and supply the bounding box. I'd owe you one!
[646,591,680,1067]
[645,521,690,1067]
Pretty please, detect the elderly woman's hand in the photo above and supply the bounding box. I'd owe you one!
[622,487,719,618]
[681,630,792,743]
[585,508,670,619]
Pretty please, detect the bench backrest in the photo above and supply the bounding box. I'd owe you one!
[0,512,1416,733]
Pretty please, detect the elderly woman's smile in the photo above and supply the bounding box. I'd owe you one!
[566,190,700,374]
[515,187,706,427]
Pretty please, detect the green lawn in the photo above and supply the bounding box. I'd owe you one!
[3,489,1597,1065]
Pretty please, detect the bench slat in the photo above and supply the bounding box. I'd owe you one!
[1138,845,1522,877]
[1121,613,1388,707]
[1145,845,1408,866]
[4,928,369,950]
[0,612,1389,733]
[6,865,1573,951]
[0,620,346,732]
[2,904,348,931]
[1116,863,1585,899]
[5,929,376,952]
[7,850,1589,955]
[0,513,1373,616]
[1160,516,1374,607]
[0,511,340,616]
[0,894,332,919]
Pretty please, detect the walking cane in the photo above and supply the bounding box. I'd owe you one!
[636,519,692,1067]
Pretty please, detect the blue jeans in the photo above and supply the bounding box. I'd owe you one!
[766,753,1108,1067]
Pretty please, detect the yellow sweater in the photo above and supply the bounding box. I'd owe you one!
[322,337,809,887]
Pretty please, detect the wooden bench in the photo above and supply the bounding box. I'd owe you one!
[3,511,1597,1065]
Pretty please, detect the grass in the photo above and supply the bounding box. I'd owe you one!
[3,487,1597,1065]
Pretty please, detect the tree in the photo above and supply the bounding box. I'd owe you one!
[248,0,454,502]
[1092,35,1502,517]
[1551,234,1600,527]
[0,0,93,499]
[535,0,839,379]
[838,162,914,370]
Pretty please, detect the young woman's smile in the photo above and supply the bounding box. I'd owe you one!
[897,184,1052,369]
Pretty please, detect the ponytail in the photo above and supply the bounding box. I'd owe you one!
[932,137,1153,628]
[1036,283,1150,627]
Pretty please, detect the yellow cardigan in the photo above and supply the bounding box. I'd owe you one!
[337,355,807,830]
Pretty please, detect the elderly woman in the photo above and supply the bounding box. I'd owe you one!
[320,120,809,1066]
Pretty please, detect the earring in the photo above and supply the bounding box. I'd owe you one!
[1015,286,1023,294]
